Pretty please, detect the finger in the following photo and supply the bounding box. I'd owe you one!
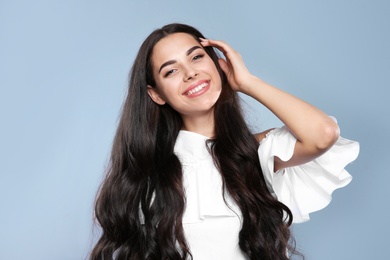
[200,38,226,53]
[200,39,234,56]
[199,38,212,48]
[218,58,229,74]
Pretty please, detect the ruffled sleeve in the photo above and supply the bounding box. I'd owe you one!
[258,126,359,223]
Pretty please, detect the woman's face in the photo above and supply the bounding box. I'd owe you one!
[147,33,222,118]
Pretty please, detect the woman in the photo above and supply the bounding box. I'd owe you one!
[90,23,359,259]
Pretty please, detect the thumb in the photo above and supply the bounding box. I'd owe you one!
[218,58,229,75]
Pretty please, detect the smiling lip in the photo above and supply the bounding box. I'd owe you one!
[182,80,210,97]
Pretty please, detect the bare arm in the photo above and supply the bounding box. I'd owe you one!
[246,78,339,171]
[201,39,339,172]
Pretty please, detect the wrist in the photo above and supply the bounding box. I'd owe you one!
[238,75,266,95]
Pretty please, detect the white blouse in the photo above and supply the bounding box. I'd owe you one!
[173,126,359,259]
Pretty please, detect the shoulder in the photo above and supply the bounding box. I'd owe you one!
[254,128,275,143]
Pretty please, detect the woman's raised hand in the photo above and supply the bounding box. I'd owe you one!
[201,38,340,171]
[200,38,257,93]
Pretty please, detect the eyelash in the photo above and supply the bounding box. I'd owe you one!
[163,54,205,77]
[165,69,176,77]
[192,54,204,61]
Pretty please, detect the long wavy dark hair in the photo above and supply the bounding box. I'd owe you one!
[90,23,300,260]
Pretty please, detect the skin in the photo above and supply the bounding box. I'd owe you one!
[148,33,340,172]
[147,33,222,137]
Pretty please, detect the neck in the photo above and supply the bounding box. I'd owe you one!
[180,111,215,138]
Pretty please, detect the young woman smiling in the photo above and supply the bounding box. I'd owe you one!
[90,23,359,260]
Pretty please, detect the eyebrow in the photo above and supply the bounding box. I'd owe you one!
[158,45,202,73]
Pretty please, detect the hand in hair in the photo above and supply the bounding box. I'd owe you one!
[200,38,256,93]
[201,38,339,172]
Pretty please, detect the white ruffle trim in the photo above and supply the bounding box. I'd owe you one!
[142,126,359,225]
[258,126,359,223]
[175,131,241,224]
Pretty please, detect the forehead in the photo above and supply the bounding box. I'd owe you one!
[151,33,201,65]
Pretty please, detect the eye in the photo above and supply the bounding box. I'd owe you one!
[164,69,176,77]
[192,54,204,61]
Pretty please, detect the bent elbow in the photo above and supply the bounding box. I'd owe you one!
[316,122,340,151]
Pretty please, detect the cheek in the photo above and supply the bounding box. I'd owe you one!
[156,79,182,101]
[213,68,223,89]
[207,63,222,84]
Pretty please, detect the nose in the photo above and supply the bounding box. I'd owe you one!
[183,66,198,81]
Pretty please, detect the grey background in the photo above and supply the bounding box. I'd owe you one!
[1,0,388,259]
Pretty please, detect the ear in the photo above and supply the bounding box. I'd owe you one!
[147,85,166,105]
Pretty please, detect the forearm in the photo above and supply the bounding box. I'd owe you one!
[241,75,339,152]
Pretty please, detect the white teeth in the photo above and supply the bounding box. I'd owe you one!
[186,83,207,95]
